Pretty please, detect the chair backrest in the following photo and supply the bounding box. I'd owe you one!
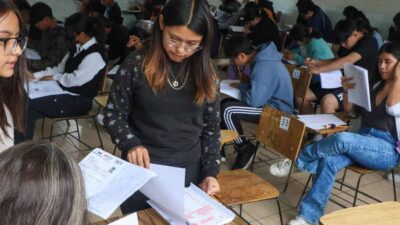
[98,65,109,94]
[255,107,306,161]
[284,64,312,100]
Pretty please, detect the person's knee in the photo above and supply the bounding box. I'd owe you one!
[320,94,339,113]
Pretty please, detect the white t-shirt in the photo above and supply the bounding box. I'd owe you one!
[0,105,14,152]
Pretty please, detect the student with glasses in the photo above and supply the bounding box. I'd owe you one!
[103,0,221,213]
[0,0,28,152]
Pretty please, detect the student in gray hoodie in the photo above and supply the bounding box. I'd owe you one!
[221,35,294,169]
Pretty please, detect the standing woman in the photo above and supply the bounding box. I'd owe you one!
[0,0,27,151]
[103,0,221,213]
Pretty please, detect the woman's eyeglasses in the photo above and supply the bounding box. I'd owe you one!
[0,36,28,54]
[165,37,202,53]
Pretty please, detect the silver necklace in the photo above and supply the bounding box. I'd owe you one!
[167,70,189,90]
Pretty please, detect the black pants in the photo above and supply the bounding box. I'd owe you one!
[120,158,203,214]
[14,94,92,143]
[220,98,261,145]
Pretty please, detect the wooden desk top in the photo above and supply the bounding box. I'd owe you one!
[91,208,249,225]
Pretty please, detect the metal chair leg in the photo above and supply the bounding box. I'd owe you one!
[75,119,81,140]
[339,168,349,190]
[297,174,313,209]
[276,198,283,225]
[391,169,397,201]
[93,117,104,149]
[353,174,365,206]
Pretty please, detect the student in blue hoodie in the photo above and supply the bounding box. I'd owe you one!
[221,35,294,169]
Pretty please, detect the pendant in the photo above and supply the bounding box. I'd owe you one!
[173,81,179,87]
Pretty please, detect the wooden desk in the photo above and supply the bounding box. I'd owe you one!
[91,208,249,225]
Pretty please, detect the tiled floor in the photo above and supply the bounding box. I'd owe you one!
[34,117,400,225]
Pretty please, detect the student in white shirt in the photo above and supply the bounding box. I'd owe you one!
[15,12,107,143]
[0,1,28,151]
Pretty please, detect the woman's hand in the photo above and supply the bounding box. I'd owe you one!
[341,76,355,92]
[200,176,220,195]
[127,35,143,49]
[127,145,150,169]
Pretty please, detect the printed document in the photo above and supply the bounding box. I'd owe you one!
[297,114,346,130]
[28,80,66,99]
[108,213,138,225]
[343,63,371,112]
[220,80,242,101]
[320,70,343,89]
[79,149,156,219]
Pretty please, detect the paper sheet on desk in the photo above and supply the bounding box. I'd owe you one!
[343,63,371,112]
[80,149,156,219]
[25,48,41,60]
[320,70,343,89]
[297,114,346,130]
[28,80,66,99]
[108,65,120,75]
[108,213,138,225]
[220,80,241,101]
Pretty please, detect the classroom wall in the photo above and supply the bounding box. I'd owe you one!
[27,0,398,38]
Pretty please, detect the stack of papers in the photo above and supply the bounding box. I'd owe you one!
[320,70,343,89]
[297,114,346,130]
[220,80,241,101]
[343,63,371,112]
[28,80,66,99]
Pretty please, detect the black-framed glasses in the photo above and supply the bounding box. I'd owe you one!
[0,36,28,54]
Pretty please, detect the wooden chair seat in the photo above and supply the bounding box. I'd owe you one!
[215,169,280,206]
[320,201,400,225]
[94,95,108,108]
[220,129,239,146]
[347,165,374,175]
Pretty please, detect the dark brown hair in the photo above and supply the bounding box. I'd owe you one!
[0,0,27,138]
[0,141,88,225]
[143,0,218,105]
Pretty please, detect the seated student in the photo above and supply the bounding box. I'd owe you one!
[242,2,280,49]
[140,0,166,20]
[27,2,71,72]
[388,12,400,41]
[269,19,380,177]
[0,141,88,225]
[288,41,400,225]
[255,0,277,23]
[342,5,383,48]
[284,24,335,114]
[296,0,333,43]
[14,13,107,143]
[221,35,294,169]
[100,0,122,25]
[81,0,105,17]
[215,0,241,31]
[100,16,129,65]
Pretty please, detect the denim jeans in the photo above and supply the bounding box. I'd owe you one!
[296,128,400,224]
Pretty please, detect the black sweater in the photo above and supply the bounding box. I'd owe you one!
[103,48,221,178]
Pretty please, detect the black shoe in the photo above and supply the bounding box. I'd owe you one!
[231,142,257,170]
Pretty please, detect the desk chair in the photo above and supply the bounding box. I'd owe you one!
[320,201,400,225]
[216,107,306,225]
[41,67,109,150]
[284,64,312,114]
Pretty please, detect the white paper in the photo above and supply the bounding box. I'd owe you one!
[25,48,41,60]
[108,213,138,225]
[220,80,242,101]
[279,116,290,130]
[79,149,156,219]
[28,80,66,99]
[343,63,372,112]
[297,114,346,130]
[228,26,244,33]
[320,70,343,89]
[108,65,120,75]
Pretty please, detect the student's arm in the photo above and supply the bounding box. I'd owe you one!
[341,76,354,113]
[386,64,400,115]
[309,52,362,74]
[33,53,69,79]
[200,91,221,181]
[53,52,106,87]
[240,64,277,107]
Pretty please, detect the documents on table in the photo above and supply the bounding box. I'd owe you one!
[28,80,66,99]
[320,70,343,89]
[220,80,242,101]
[343,63,371,112]
[108,213,138,225]
[297,114,347,130]
[79,149,156,219]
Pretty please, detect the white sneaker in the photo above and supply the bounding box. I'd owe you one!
[288,217,313,225]
[386,172,400,183]
[269,159,292,177]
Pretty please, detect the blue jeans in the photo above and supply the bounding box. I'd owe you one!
[296,128,399,224]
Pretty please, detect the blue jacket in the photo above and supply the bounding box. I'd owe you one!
[239,42,294,114]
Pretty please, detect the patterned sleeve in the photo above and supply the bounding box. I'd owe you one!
[201,92,221,178]
[103,53,142,152]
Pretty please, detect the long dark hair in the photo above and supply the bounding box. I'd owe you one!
[143,0,217,105]
[64,12,105,48]
[0,141,88,225]
[0,0,27,138]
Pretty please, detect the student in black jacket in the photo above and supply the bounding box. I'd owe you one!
[100,0,122,25]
